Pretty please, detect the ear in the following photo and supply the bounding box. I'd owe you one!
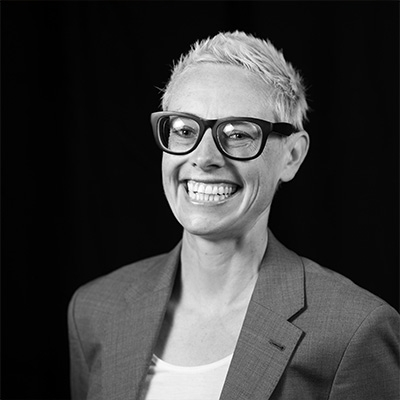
[280,130,310,183]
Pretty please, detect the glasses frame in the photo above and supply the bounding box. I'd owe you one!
[151,111,297,161]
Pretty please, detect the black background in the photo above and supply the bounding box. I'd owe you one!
[2,1,399,399]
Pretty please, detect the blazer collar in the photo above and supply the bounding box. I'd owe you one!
[220,230,306,400]
[103,244,181,400]
[103,231,306,400]
[253,230,305,320]
[124,242,182,303]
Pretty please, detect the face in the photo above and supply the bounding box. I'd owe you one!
[161,63,288,240]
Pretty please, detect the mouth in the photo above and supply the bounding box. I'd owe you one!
[185,179,239,203]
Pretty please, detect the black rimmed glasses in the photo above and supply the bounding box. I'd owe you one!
[151,111,297,161]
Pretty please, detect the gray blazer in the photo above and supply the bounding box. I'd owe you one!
[68,232,400,399]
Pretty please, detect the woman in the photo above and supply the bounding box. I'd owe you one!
[69,31,399,400]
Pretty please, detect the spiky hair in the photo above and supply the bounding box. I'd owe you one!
[161,31,309,130]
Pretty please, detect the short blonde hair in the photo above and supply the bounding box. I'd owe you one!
[162,31,308,130]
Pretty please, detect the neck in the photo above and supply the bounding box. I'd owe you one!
[179,219,269,313]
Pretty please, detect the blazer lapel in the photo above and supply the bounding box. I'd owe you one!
[102,243,181,400]
[220,232,306,400]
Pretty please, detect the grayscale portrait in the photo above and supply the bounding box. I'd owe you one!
[3,2,399,400]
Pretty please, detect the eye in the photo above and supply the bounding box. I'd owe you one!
[169,117,198,139]
[226,131,252,140]
[221,122,261,141]
[170,126,197,138]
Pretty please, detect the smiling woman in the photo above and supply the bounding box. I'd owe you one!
[68,32,399,400]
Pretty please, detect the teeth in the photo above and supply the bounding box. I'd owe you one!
[186,180,238,202]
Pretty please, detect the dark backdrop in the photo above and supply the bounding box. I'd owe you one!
[2,1,399,399]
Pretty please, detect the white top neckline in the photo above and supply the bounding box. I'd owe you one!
[152,353,234,373]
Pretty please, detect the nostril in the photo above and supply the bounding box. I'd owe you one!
[191,159,224,170]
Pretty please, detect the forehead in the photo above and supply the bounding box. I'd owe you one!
[168,64,274,121]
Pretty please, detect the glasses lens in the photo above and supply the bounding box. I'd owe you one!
[217,121,263,158]
[158,115,200,153]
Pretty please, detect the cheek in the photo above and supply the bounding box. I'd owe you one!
[161,154,176,179]
[161,157,167,182]
[161,154,182,196]
[161,156,173,196]
[259,141,284,179]
[244,147,283,202]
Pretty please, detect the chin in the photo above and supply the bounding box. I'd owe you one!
[179,216,225,238]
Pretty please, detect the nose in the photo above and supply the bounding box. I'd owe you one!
[189,129,226,170]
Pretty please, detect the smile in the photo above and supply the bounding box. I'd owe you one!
[186,180,238,203]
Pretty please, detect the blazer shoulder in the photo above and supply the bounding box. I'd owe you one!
[70,251,171,314]
[301,256,398,318]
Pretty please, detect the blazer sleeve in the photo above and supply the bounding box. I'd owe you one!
[68,288,90,400]
[328,304,400,400]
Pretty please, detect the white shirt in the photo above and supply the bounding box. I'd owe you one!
[141,353,233,400]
